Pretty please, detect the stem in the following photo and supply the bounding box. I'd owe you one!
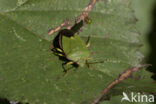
[48,20,71,35]
[91,64,150,104]
[76,0,98,23]
[48,0,99,35]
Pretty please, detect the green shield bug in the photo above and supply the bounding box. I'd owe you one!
[50,18,103,75]
[51,29,92,73]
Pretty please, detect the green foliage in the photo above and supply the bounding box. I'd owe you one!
[0,0,155,104]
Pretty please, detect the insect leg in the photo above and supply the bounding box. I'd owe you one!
[66,61,74,66]
[56,48,63,53]
[56,53,64,57]
[85,57,92,68]
[86,60,90,68]
[62,61,74,77]
[86,58,104,69]
[86,61,104,68]
[51,48,63,53]
[51,48,65,57]
[86,35,91,48]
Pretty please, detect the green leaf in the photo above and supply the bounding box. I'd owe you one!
[0,0,155,104]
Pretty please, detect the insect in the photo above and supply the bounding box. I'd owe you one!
[51,29,92,73]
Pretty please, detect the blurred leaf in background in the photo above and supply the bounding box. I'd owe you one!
[132,0,156,55]
[132,0,156,80]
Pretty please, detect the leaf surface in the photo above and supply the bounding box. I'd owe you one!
[0,0,155,104]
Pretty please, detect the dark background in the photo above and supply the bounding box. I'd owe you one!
[148,2,156,80]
